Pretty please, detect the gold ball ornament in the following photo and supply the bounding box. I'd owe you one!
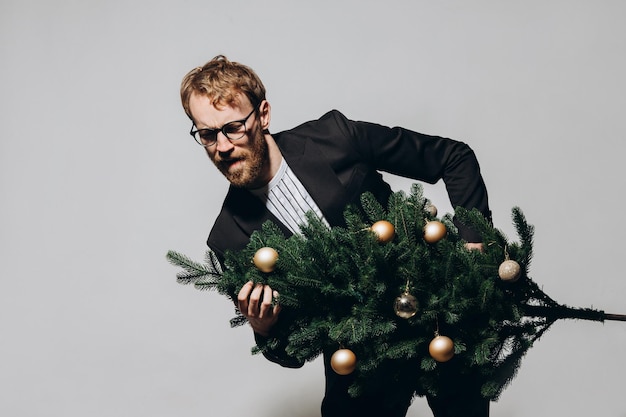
[330,348,357,375]
[425,203,438,217]
[253,247,279,273]
[371,220,395,243]
[498,259,521,282]
[423,220,447,243]
[394,292,419,319]
[429,335,455,362]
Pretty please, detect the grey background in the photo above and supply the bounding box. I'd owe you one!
[1,1,625,416]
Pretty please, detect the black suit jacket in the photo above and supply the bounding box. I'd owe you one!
[208,110,490,261]
[206,110,492,415]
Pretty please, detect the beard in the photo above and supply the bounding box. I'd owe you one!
[211,123,269,189]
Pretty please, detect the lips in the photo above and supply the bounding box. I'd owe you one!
[218,157,243,172]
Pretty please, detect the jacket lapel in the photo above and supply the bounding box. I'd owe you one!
[276,133,350,228]
[225,130,351,240]
[226,186,293,239]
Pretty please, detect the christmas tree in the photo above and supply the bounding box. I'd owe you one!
[167,183,624,405]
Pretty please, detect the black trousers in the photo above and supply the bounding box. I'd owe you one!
[321,354,489,417]
[426,392,490,417]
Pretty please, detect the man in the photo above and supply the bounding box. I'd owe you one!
[180,55,491,417]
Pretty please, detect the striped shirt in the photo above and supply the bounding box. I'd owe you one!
[249,158,330,234]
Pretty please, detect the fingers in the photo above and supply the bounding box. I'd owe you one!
[237,281,254,315]
[237,281,280,319]
[464,242,484,252]
[248,283,266,317]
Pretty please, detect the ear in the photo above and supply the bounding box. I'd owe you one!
[258,100,271,131]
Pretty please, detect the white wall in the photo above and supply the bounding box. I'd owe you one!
[1,1,625,416]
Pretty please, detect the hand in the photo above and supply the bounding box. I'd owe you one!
[464,242,484,252]
[237,281,281,337]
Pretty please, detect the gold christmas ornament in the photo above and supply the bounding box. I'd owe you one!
[330,348,357,375]
[394,292,418,319]
[423,220,447,243]
[429,335,455,362]
[371,220,395,243]
[425,202,438,217]
[253,247,279,273]
[498,259,521,282]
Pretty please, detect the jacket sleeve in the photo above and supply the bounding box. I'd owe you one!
[254,330,306,369]
[331,111,491,242]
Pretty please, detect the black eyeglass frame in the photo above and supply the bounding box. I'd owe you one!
[189,105,259,147]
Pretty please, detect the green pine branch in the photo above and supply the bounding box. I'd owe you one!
[167,183,613,405]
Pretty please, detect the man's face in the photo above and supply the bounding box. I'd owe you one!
[188,92,269,189]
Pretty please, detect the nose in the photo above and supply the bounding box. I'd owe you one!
[214,131,234,153]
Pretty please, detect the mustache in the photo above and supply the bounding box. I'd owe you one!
[213,151,243,164]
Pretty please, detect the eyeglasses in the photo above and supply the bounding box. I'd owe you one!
[189,106,257,147]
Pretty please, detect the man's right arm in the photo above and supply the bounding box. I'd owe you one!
[237,280,305,368]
